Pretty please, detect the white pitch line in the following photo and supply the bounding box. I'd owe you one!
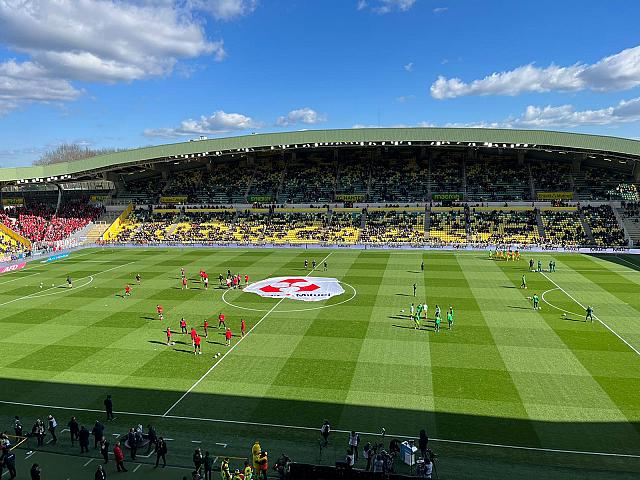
[541,288,584,318]
[162,296,286,416]
[0,399,638,459]
[0,261,134,308]
[162,252,334,417]
[133,464,142,473]
[83,458,94,467]
[541,271,640,357]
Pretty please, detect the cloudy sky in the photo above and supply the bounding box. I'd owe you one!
[1,0,640,166]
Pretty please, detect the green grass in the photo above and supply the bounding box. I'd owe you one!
[0,247,639,479]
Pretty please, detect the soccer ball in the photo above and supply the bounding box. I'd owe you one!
[400,309,405,313]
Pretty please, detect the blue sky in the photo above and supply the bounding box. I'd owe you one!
[1,0,640,166]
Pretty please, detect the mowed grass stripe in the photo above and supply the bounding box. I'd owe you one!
[168,250,351,422]
[340,252,433,434]
[433,254,538,447]
[493,256,640,453]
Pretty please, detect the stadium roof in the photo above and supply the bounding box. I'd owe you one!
[2,127,640,184]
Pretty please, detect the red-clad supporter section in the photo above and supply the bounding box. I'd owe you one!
[0,201,103,243]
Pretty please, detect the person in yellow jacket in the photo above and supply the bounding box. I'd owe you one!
[251,441,261,472]
[220,457,231,480]
[243,461,253,480]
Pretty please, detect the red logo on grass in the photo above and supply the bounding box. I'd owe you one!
[245,276,344,302]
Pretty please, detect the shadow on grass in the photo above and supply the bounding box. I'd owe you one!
[395,293,410,297]
[508,306,532,310]
[589,253,640,272]
[0,378,638,477]
[562,317,587,323]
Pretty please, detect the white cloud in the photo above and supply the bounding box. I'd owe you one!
[144,110,262,137]
[0,59,82,116]
[510,97,640,128]
[430,45,640,99]
[404,62,414,72]
[0,0,254,114]
[433,7,448,13]
[358,0,416,14]
[191,0,257,21]
[276,108,327,127]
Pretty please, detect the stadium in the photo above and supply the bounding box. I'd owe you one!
[0,127,639,479]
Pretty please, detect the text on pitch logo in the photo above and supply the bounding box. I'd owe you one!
[244,277,344,302]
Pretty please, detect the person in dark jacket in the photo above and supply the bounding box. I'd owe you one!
[100,438,110,463]
[127,428,137,460]
[154,437,168,468]
[92,421,105,449]
[193,448,203,473]
[30,463,41,480]
[95,464,107,480]
[418,429,429,460]
[68,416,79,445]
[104,395,114,421]
[79,425,90,453]
[146,425,158,454]
[3,451,16,479]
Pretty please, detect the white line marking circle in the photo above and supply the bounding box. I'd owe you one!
[221,281,357,313]
[541,288,584,318]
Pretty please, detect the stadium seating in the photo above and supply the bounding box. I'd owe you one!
[430,152,464,198]
[540,209,587,246]
[469,209,540,245]
[466,156,529,201]
[369,158,429,202]
[530,160,573,194]
[277,159,336,203]
[0,202,102,244]
[428,209,467,243]
[581,205,627,246]
[196,164,252,204]
[360,209,424,243]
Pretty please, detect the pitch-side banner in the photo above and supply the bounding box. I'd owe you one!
[244,276,344,302]
[0,262,27,274]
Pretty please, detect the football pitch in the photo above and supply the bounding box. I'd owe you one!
[0,247,639,479]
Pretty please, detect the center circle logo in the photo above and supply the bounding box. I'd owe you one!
[244,276,345,302]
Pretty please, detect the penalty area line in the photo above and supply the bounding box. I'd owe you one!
[541,272,640,357]
[0,399,638,459]
[162,251,335,417]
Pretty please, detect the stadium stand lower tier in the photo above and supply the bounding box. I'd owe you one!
[100,203,635,248]
[0,201,103,244]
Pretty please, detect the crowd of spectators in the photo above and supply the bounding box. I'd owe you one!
[361,210,425,243]
[530,160,572,193]
[336,158,369,197]
[469,210,539,245]
[428,210,467,243]
[582,205,627,246]
[1,201,103,244]
[369,158,429,203]
[466,156,529,201]
[430,153,464,196]
[278,159,336,204]
[540,210,587,246]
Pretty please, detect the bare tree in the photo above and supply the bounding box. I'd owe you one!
[34,144,123,165]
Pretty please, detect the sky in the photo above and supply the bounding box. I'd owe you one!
[1,0,640,166]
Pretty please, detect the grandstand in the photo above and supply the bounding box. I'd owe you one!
[0,128,639,252]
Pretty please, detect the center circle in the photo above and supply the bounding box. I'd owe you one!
[221,281,357,313]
